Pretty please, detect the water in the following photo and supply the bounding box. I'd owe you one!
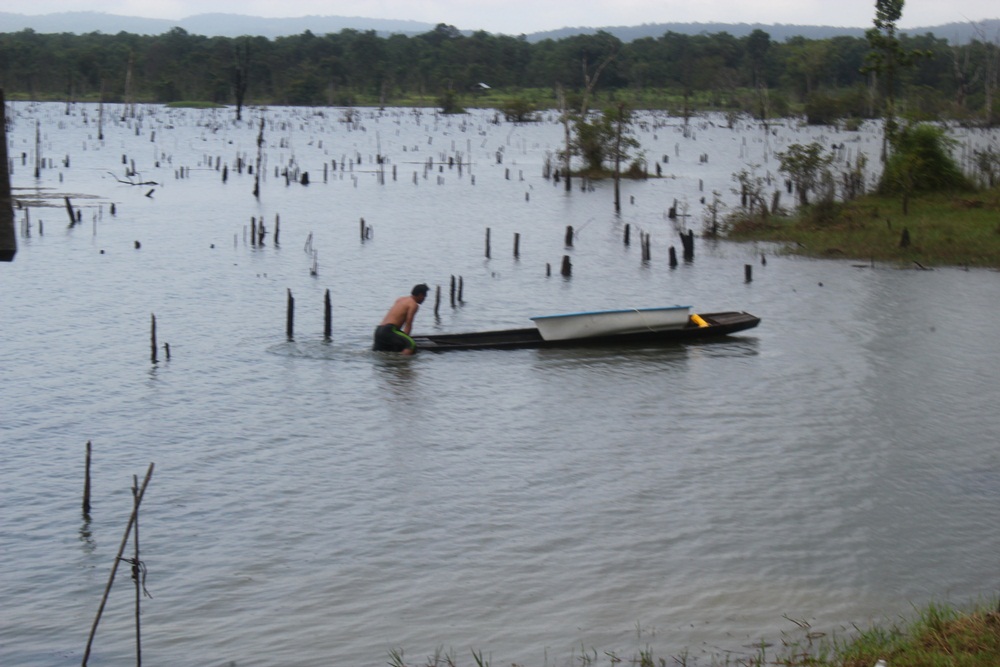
[2,103,1000,666]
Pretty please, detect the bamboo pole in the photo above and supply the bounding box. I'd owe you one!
[81,463,155,667]
[131,474,142,667]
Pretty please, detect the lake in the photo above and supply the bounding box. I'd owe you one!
[2,102,999,666]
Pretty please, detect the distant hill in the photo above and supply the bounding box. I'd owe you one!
[0,11,438,38]
[525,19,999,43]
[0,11,996,43]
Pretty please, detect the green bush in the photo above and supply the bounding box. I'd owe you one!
[878,123,973,194]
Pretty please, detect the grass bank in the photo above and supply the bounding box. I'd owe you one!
[775,601,1000,667]
[725,187,1000,269]
[388,601,1000,666]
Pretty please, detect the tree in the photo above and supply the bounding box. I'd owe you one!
[745,29,773,121]
[863,0,930,158]
[556,33,619,192]
[783,37,830,101]
[878,123,972,198]
[731,167,771,219]
[571,105,639,175]
[500,96,539,122]
[610,103,641,213]
[232,38,251,120]
[776,142,834,206]
[970,22,1000,125]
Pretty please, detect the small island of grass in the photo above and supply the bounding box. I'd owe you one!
[720,123,1000,269]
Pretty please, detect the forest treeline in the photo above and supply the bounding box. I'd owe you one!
[0,23,997,124]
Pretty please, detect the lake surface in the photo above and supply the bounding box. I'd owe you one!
[2,103,1000,666]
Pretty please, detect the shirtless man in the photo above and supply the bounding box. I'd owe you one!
[372,284,430,354]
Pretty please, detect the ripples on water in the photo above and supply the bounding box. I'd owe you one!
[2,104,1000,666]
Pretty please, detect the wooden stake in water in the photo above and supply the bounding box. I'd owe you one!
[253,115,264,198]
[0,88,15,262]
[65,196,77,227]
[83,440,92,515]
[323,289,332,341]
[150,314,157,364]
[286,289,294,341]
[35,120,41,179]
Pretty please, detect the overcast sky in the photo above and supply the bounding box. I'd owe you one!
[2,0,997,35]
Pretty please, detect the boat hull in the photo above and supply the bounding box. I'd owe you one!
[529,305,692,341]
[412,311,760,352]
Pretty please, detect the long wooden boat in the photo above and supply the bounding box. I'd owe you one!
[411,311,760,352]
[530,305,692,341]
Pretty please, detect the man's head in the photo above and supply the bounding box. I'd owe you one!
[411,283,430,301]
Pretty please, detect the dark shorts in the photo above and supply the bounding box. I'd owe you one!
[373,324,416,352]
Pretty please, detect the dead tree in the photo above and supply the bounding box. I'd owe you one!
[233,38,251,122]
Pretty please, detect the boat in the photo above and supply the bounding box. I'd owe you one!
[411,311,760,352]
[530,305,692,341]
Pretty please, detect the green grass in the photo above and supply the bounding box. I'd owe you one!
[8,85,784,115]
[385,601,1000,667]
[725,187,1000,268]
[164,100,227,109]
[785,602,1000,667]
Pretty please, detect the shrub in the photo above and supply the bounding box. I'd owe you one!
[878,123,973,194]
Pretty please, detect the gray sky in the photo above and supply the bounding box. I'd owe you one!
[2,0,997,35]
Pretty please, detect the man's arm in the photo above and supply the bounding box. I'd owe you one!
[401,300,419,334]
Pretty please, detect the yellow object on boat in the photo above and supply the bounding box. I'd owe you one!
[690,313,709,328]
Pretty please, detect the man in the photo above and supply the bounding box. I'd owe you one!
[372,283,430,354]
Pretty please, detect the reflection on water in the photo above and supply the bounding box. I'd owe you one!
[78,518,96,555]
[2,104,1000,667]
[372,352,421,398]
